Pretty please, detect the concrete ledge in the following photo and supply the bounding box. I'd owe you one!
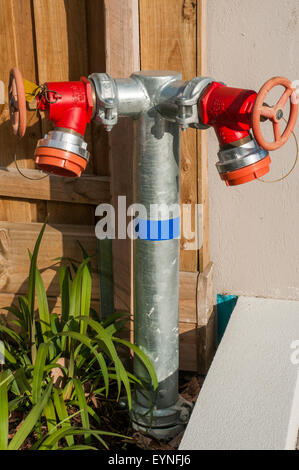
[180,296,299,450]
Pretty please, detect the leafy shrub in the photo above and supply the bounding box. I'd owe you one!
[0,223,157,450]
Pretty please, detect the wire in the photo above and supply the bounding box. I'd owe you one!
[14,111,49,180]
[14,141,49,180]
[258,117,298,183]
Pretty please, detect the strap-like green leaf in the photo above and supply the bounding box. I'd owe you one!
[39,428,125,450]
[0,324,22,344]
[57,331,109,396]
[73,378,90,442]
[112,337,158,390]
[52,388,74,447]
[0,371,9,450]
[77,317,121,395]
[35,268,51,343]
[80,264,92,336]
[28,222,47,322]
[32,343,49,404]
[60,444,98,450]
[8,381,53,450]
[43,398,57,434]
[59,265,71,326]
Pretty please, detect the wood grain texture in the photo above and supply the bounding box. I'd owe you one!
[33,0,88,82]
[0,168,110,205]
[0,0,44,222]
[33,0,95,223]
[197,0,210,271]
[0,222,99,297]
[33,0,93,168]
[179,322,198,372]
[139,0,198,272]
[0,293,100,323]
[86,0,110,177]
[104,0,140,313]
[0,0,41,169]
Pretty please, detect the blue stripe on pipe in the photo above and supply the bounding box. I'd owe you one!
[135,217,181,241]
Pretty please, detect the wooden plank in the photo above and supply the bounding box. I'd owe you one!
[0,222,99,297]
[197,0,210,271]
[33,0,96,223]
[0,198,35,223]
[197,262,214,326]
[139,0,198,273]
[86,0,110,177]
[179,322,198,372]
[104,0,140,315]
[0,293,100,318]
[0,0,45,223]
[0,0,41,169]
[33,0,88,83]
[0,168,110,205]
[179,271,198,323]
[179,313,217,374]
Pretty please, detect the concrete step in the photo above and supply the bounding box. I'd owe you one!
[180,296,299,450]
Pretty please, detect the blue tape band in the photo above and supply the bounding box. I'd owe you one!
[135,217,181,241]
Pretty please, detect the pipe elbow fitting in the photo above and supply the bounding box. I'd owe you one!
[35,78,93,177]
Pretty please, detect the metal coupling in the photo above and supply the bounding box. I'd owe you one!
[216,135,268,174]
[36,129,89,160]
[131,395,193,441]
[175,76,213,131]
[88,73,118,132]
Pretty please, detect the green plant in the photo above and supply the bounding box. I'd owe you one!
[0,222,157,449]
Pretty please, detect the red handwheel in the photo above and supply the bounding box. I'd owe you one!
[252,76,298,151]
[8,67,26,137]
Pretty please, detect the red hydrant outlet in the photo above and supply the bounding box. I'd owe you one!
[199,82,271,185]
[8,68,298,184]
[35,77,94,177]
[199,77,298,186]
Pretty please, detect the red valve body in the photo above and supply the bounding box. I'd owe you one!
[200,82,270,185]
[36,78,94,135]
[35,78,94,177]
[200,81,257,145]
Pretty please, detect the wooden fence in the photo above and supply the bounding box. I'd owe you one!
[0,0,216,372]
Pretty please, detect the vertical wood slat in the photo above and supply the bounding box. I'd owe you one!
[0,0,44,223]
[139,0,198,273]
[104,0,140,317]
[85,0,110,177]
[197,0,210,271]
[32,0,95,225]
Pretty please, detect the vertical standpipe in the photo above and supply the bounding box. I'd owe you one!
[90,71,194,439]
[129,72,192,438]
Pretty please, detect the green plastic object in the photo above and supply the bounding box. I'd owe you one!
[217,294,238,343]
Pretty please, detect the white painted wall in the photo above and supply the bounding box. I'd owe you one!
[208,0,299,300]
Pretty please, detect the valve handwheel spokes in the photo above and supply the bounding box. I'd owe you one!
[8,67,26,138]
[252,76,298,151]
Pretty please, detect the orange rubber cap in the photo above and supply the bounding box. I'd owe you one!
[35,147,87,177]
[220,155,271,186]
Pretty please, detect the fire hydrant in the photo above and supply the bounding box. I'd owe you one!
[8,68,298,439]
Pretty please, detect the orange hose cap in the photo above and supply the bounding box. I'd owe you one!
[35,147,87,177]
[220,155,271,186]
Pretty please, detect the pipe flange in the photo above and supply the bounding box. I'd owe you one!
[175,76,214,130]
[131,395,193,440]
[88,73,118,131]
[36,130,89,161]
[216,136,268,174]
